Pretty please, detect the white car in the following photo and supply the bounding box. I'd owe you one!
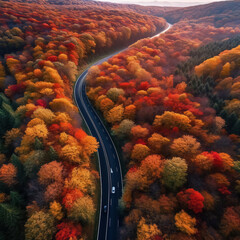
[112,186,115,194]
[110,168,113,174]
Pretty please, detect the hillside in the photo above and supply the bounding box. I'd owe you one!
[4,0,177,17]
[163,1,240,27]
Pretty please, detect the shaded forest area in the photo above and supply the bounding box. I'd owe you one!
[177,35,240,135]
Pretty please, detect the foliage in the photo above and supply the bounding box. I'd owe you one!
[162,157,188,191]
[68,196,95,224]
[55,222,82,240]
[131,144,151,162]
[0,0,164,237]
[0,163,17,186]
[175,210,197,235]
[38,161,63,185]
[137,217,161,240]
[170,135,200,158]
[1,0,240,238]
[177,188,204,214]
[25,211,56,240]
[85,14,240,239]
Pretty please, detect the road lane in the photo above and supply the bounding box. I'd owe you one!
[74,22,172,240]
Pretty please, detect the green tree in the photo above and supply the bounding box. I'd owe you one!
[34,137,44,150]
[48,146,58,161]
[112,119,135,138]
[162,157,188,191]
[0,202,25,240]
[107,88,125,102]
[231,119,240,135]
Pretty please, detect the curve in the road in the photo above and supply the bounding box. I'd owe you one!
[74,22,172,240]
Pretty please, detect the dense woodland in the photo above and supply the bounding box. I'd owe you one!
[177,35,240,136]
[0,1,166,239]
[3,0,177,17]
[163,0,240,27]
[1,0,240,239]
[86,17,240,239]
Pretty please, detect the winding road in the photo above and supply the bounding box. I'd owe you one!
[74,22,172,240]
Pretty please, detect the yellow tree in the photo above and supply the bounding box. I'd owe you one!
[153,111,191,131]
[148,133,170,153]
[106,104,124,124]
[87,86,102,101]
[82,135,99,156]
[219,153,234,171]
[6,58,21,74]
[195,56,222,77]
[32,108,56,125]
[49,201,63,220]
[65,167,96,196]
[175,210,197,235]
[54,112,71,123]
[50,98,77,113]
[24,122,48,143]
[43,66,64,86]
[96,95,107,109]
[60,144,81,164]
[131,144,151,162]
[170,135,200,159]
[220,62,231,78]
[137,217,161,240]
[58,53,68,63]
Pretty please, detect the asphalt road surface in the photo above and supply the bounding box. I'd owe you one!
[74,23,172,240]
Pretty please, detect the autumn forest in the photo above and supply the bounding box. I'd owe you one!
[0,0,240,240]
